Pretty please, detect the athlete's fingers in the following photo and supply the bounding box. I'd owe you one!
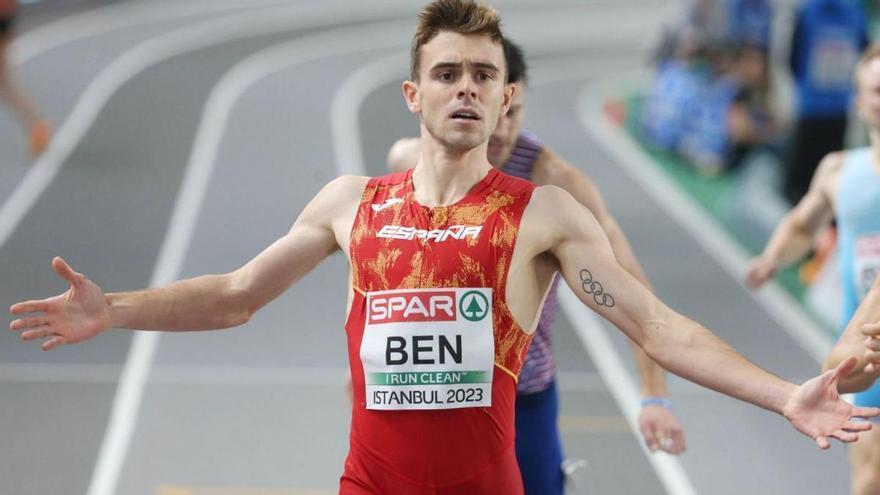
[815,436,830,450]
[641,423,659,452]
[10,299,48,315]
[865,337,880,352]
[851,406,880,419]
[658,433,678,454]
[672,428,687,454]
[52,256,82,287]
[865,351,880,366]
[41,335,67,351]
[862,323,880,337]
[9,315,49,331]
[842,420,872,432]
[658,428,684,454]
[21,326,53,342]
[832,430,859,443]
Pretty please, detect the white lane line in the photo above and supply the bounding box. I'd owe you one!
[557,288,699,495]
[0,0,420,254]
[331,52,408,175]
[332,52,697,494]
[12,0,290,65]
[86,19,412,495]
[576,76,833,362]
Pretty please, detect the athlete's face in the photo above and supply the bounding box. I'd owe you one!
[404,32,514,153]
[488,81,526,166]
[857,58,880,129]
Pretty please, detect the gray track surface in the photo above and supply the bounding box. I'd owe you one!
[0,1,853,494]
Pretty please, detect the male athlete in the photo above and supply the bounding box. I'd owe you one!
[387,38,686,494]
[11,2,879,494]
[747,45,880,495]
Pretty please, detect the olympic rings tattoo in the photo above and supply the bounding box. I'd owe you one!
[579,269,615,307]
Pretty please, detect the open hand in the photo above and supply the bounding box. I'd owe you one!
[9,257,109,351]
[783,357,880,449]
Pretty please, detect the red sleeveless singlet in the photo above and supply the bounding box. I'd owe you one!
[340,167,536,494]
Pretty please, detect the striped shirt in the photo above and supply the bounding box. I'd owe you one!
[502,130,560,395]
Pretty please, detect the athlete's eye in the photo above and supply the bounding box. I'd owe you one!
[439,72,453,81]
[478,72,492,81]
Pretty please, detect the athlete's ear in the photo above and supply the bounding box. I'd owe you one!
[501,82,515,116]
[402,80,421,114]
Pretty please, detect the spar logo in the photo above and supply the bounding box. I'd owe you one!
[369,291,457,324]
[368,290,491,324]
[459,291,489,321]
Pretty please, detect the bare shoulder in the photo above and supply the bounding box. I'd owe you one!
[387,137,420,173]
[322,175,370,201]
[303,175,370,222]
[523,185,585,232]
[815,151,846,183]
[528,183,575,207]
[521,184,603,257]
[534,147,597,189]
[534,148,573,183]
[811,150,847,199]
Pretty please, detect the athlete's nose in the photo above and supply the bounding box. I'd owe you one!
[457,78,477,101]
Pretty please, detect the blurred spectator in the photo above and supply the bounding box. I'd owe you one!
[679,44,777,174]
[784,0,867,205]
[642,1,777,174]
[728,0,773,53]
[0,0,51,156]
[641,30,711,153]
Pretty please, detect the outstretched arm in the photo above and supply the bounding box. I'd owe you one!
[10,175,364,350]
[745,152,840,288]
[831,274,880,391]
[538,154,684,453]
[531,185,878,449]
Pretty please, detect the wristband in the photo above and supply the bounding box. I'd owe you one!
[640,397,673,409]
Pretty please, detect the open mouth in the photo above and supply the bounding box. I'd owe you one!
[450,109,481,121]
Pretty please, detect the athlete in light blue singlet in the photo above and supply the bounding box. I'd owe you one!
[749,45,880,495]
[836,148,880,407]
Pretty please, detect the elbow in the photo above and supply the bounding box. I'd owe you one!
[637,319,681,369]
[638,312,700,373]
[219,274,257,328]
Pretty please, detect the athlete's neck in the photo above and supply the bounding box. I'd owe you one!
[870,128,880,173]
[412,135,493,207]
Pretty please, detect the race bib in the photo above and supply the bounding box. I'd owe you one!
[361,288,494,410]
[809,35,857,90]
[855,234,880,300]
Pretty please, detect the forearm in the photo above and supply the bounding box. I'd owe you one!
[606,225,668,396]
[630,340,668,396]
[644,312,796,414]
[761,215,815,266]
[824,283,880,392]
[825,345,880,393]
[107,274,249,331]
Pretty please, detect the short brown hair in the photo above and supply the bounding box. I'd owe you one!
[410,0,504,81]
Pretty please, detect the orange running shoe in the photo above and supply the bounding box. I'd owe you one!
[28,121,52,156]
